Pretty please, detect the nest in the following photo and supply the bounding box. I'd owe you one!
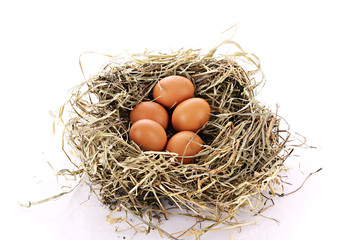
[60,43,293,237]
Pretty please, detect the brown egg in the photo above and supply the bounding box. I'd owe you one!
[130,101,169,129]
[153,75,194,108]
[129,119,167,151]
[166,131,203,164]
[172,98,211,132]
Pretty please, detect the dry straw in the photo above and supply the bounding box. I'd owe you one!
[25,41,300,239]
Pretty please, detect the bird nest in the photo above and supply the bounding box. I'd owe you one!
[53,42,294,238]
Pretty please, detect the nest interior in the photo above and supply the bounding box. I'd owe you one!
[64,46,291,229]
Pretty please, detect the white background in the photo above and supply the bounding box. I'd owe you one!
[1,0,359,239]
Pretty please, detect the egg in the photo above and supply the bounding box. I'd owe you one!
[153,75,194,108]
[166,131,203,164]
[171,98,211,132]
[130,101,169,129]
[129,119,167,151]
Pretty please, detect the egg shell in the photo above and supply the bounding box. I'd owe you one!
[171,98,211,132]
[166,131,203,164]
[130,101,169,129]
[129,119,167,151]
[153,75,194,108]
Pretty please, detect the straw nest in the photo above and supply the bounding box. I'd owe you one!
[60,43,293,237]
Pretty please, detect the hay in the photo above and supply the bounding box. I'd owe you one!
[53,42,294,238]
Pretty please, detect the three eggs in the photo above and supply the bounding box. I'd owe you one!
[129,76,210,164]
